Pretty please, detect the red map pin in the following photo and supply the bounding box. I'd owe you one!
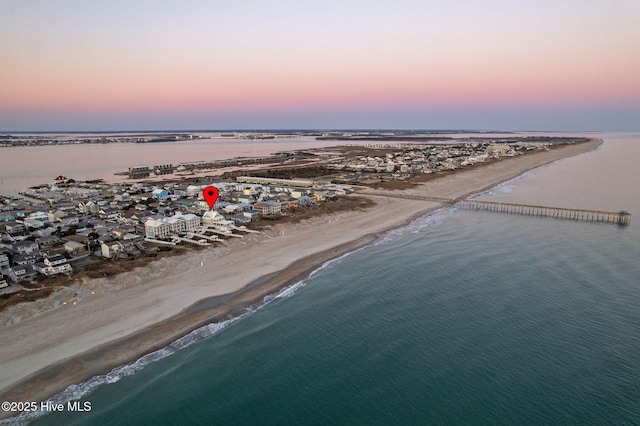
[203,186,219,210]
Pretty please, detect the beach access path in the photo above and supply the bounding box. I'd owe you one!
[0,139,602,410]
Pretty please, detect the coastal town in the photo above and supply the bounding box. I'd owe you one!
[0,135,609,419]
[0,136,583,302]
[0,176,356,297]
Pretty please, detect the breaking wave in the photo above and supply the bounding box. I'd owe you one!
[4,316,242,425]
[4,207,464,426]
[4,246,370,425]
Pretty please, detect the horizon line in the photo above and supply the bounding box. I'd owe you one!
[1,129,606,134]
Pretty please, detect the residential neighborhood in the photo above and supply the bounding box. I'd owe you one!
[0,138,560,296]
[325,140,551,183]
[0,175,350,294]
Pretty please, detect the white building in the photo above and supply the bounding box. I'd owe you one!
[145,213,200,238]
[78,201,99,215]
[202,211,234,233]
[145,218,171,238]
[166,213,200,233]
[186,185,203,197]
[101,240,136,259]
[64,240,85,255]
[33,259,72,276]
[13,240,39,255]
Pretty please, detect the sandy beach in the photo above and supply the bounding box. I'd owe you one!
[0,139,602,415]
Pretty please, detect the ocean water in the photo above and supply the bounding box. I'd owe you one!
[13,133,640,425]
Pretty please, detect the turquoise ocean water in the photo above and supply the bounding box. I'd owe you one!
[13,133,640,425]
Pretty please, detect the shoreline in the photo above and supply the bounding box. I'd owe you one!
[0,138,603,418]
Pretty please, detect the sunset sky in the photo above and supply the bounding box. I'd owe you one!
[2,0,639,131]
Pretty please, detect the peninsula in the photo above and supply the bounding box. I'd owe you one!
[0,136,602,420]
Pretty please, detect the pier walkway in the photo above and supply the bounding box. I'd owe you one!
[363,191,631,226]
[365,191,455,205]
[459,199,631,225]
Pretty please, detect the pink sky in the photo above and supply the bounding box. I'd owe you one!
[2,0,639,130]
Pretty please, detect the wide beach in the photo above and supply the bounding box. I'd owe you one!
[0,138,602,416]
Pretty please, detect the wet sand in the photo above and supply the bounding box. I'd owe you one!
[0,139,602,416]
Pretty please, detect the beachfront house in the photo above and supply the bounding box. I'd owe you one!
[166,213,201,234]
[101,240,138,259]
[143,212,200,237]
[202,210,234,233]
[144,218,171,238]
[33,257,73,276]
[286,198,300,210]
[242,209,261,221]
[8,265,37,283]
[311,192,331,202]
[297,195,314,206]
[253,201,281,216]
[229,214,251,225]
[44,254,67,267]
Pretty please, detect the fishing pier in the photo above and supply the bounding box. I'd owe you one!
[458,199,631,226]
[364,191,631,226]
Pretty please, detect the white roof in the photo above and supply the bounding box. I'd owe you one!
[202,210,225,220]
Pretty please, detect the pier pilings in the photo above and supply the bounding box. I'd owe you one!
[458,200,631,225]
[363,191,631,226]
